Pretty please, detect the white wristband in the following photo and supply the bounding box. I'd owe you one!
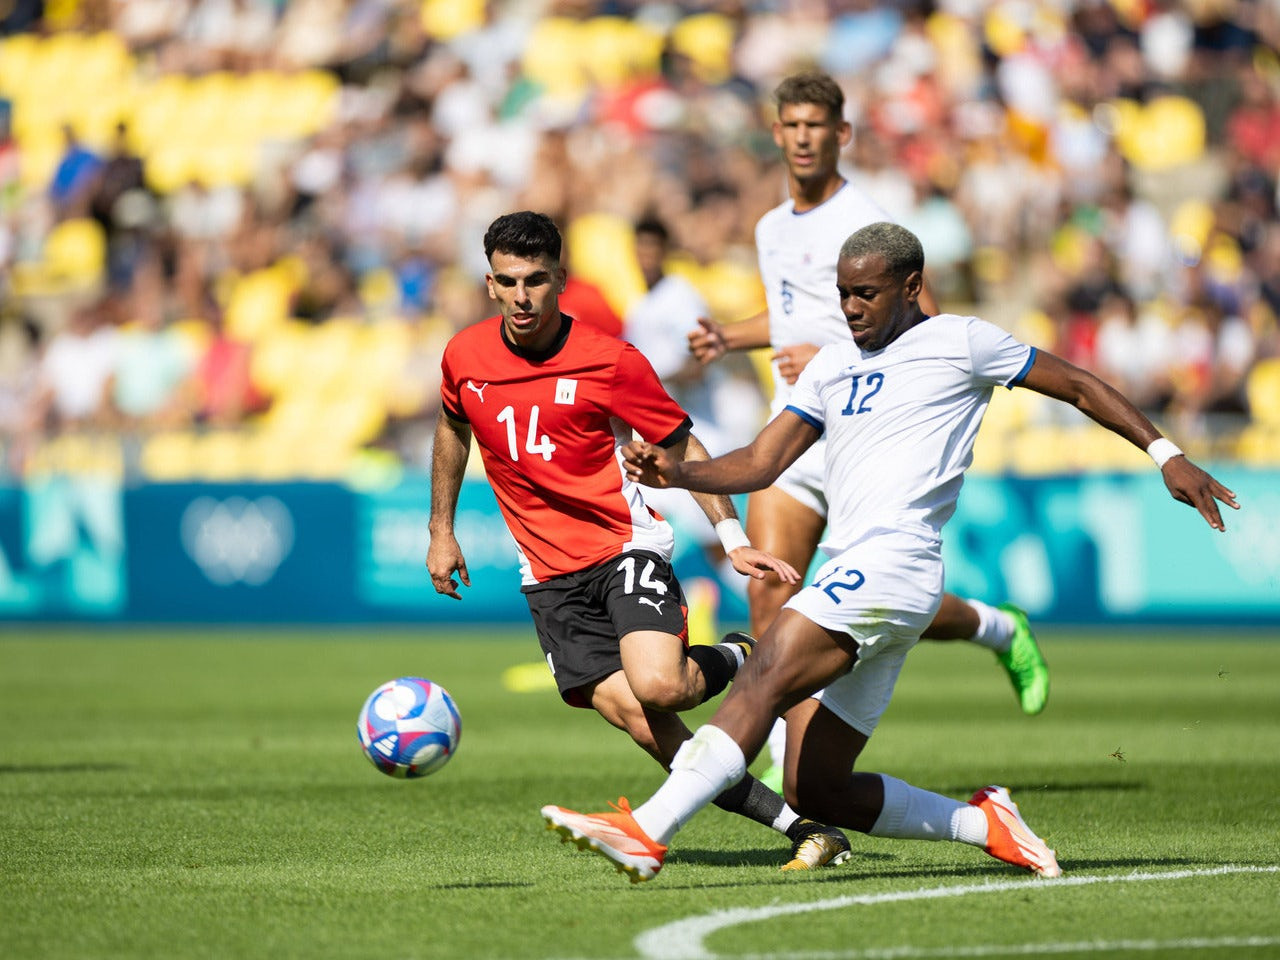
[715,519,751,553]
[1146,437,1183,469]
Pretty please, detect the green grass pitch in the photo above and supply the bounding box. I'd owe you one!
[2,626,1278,960]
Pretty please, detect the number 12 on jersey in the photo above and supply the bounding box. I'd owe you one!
[497,404,557,461]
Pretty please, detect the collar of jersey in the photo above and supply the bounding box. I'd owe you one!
[500,314,575,362]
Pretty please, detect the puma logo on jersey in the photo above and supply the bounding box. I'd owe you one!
[466,381,489,403]
[637,597,665,614]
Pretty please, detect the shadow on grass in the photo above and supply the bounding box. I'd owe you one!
[661,852,1236,890]
[425,881,535,890]
[0,763,129,774]
[928,780,1148,795]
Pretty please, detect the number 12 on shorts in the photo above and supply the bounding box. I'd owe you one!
[812,565,865,603]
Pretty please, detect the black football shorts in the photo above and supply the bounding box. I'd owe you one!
[522,550,688,707]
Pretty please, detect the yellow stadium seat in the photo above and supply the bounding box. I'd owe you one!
[192,140,258,188]
[421,0,486,40]
[273,70,340,137]
[144,143,198,194]
[690,259,767,326]
[0,35,39,94]
[192,430,252,481]
[250,320,312,396]
[1235,425,1280,465]
[522,18,590,100]
[566,213,647,317]
[1008,425,1078,475]
[1113,95,1205,171]
[44,218,106,287]
[670,13,734,84]
[139,431,200,481]
[969,427,1009,474]
[580,17,660,89]
[224,266,298,343]
[1246,359,1280,427]
[984,6,1027,56]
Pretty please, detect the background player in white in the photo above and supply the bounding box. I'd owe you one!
[429,211,852,870]
[541,221,1238,883]
[688,72,1049,790]
[622,216,767,644]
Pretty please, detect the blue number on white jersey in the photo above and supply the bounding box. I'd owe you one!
[840,372,884,416]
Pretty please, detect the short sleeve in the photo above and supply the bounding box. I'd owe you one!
[783,346,835,434]
[611,343,692,445]
[966,317,1035,388]
[439,344,465,421]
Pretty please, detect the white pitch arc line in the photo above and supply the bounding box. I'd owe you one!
[720,936,1280,960]
[633,865,1280,960]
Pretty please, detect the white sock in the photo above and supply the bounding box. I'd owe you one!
[715,639,747,670]
[773,804,801,833]
[766,717,787,768]
[870,774,989,846]
[633,725,746,845]
[966,599,1014,654]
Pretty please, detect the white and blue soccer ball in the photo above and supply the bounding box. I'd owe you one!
[357,677,461,778]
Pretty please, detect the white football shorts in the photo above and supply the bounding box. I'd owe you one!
[783,534,944,736]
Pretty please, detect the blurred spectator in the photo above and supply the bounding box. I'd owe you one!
[110,309,197,430]
[33,298,119,431]
[0,316,42,470]
[0,0,1276,476]
[88,122,153,294]
[189,296,267,428]
[49,125,103,220]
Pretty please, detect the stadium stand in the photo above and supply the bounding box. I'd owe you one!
[0,0,1277,482]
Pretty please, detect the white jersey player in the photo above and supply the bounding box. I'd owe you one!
[542,221,1239,885]
[754,181,895,514]
[687,74,1050,795]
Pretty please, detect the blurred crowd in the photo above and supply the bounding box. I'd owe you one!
[1,0,1279,481]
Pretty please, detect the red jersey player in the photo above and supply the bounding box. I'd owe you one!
[426,211,853,871]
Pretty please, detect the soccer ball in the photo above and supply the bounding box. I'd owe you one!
[357,677,461,778]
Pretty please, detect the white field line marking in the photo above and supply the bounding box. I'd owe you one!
[721,936,1280,960]
[633,865,1280,960]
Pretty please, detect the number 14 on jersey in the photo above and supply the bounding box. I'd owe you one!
[497,404,556,461]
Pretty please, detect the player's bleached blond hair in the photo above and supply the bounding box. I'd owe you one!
[839,222,925,281]
[774,72,845,122]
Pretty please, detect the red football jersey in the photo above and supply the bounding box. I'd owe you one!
[440,316,693,584]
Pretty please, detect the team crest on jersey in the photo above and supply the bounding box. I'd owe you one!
[554,378,577,405]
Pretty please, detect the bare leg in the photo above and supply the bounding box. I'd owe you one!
[921,592,980,640]
[618,629,708,712]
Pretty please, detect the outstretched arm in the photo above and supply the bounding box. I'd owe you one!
[687,311,771,364]
[1019,351,1239,530]
[673,433,800,583]
[426,415,474,598]
[624,410,820,495]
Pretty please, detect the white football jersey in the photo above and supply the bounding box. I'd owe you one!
[785,314,1035,556]
[755,181,893,413]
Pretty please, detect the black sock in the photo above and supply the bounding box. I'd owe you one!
[688,644,736,703]
[712,773,787,828]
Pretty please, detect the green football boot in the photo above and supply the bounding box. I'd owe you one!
[996,603,1049,715]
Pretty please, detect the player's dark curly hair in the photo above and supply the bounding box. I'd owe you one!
[484,211,562,263]
[840,222,925,280]
[774,72,845,122]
